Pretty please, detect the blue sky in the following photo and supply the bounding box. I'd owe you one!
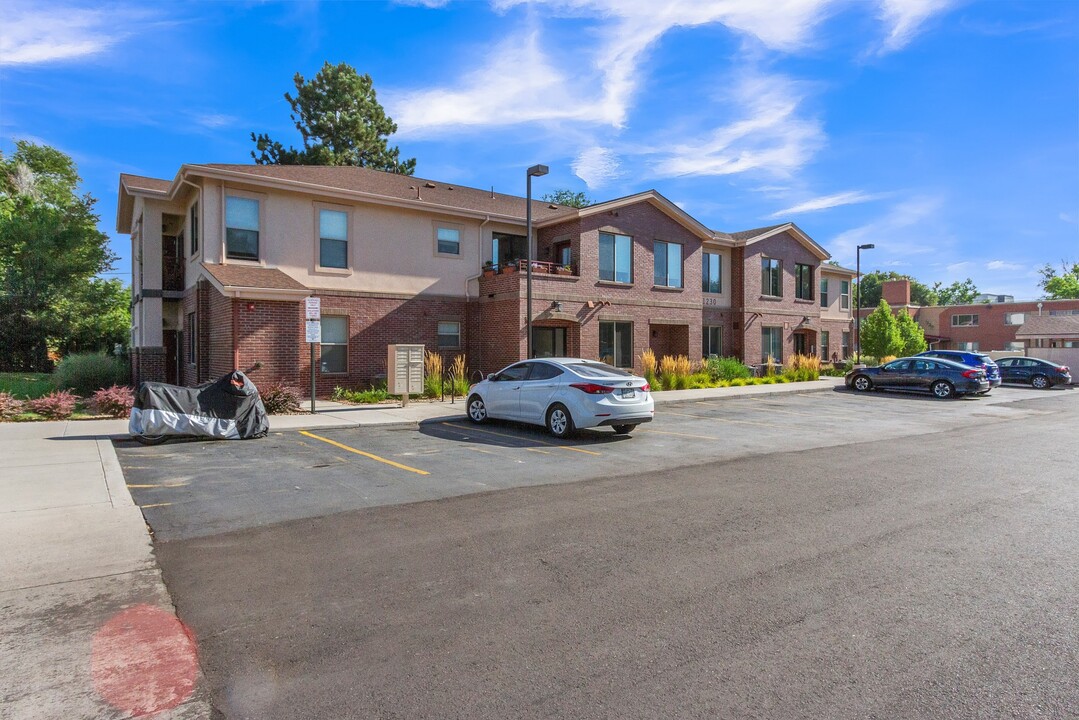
[2,0,1077,300]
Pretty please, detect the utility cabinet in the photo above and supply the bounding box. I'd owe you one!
[387,344,425,401]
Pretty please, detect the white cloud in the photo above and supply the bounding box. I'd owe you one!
[1060,212,1076,224]
[946,261,971,273]
[192,113,237,129]
[0,3,124,65]
[828,195,946,264]
[986,260,1025,272]
[394,0,453,6]
[651,72,824,178]
[572,146,621,188]
[875,0,955,54]
[769,190,882,218]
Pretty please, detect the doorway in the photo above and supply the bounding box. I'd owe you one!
[532,327,566,358]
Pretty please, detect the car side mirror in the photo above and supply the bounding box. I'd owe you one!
[487,373,496,381]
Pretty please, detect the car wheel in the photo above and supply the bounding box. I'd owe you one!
[932,380,955,399]
[546,403,575,439]
[132,434,169,446]
[852,375,873,392]
[1031,374,1050,390]
[612,424,638,435]
[467,394,488,423]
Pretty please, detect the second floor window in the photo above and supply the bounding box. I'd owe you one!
[599,232,632,283]
[840,280,850,310]
[820,278,829,307]
[190,202,199,256]
[952,314,979,327]
[761,258,781,297]
[653,241,682,288]
[319,209,348,269]
[226,196,259,261]
[795,263,813,300]
[437,225,460,255]
[702,252,721,293]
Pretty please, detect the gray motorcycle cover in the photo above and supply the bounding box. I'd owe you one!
[129,371,269,441]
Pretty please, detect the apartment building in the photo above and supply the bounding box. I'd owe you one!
[117,164,855,392]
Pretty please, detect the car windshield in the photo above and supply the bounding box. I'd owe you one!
[569,361,633,378]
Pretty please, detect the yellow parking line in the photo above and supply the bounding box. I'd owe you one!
[141,502,173,509]
[299,431,430,476]
[440,422,602,456]
[127,483,188,488]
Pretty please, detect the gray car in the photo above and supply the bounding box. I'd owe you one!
[846,356,990,398]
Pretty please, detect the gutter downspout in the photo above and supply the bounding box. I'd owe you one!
[464,215,491,301]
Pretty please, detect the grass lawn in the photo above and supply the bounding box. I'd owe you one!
[0,372,54,399]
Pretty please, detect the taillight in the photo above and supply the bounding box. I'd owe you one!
[1059,366,1070,373]
[641,383,650,393]
[961,369,982,379]
[570,382,615,395]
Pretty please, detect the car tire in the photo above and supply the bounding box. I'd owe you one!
[467,394,488,423]
[852,375,873,392]
[1031,374,1050,390]
[132,434,170,446]
[546,403,575,439]
[932,380,955,399]
[612,424,638,435]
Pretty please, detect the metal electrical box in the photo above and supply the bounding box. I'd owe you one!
[387,344,424,400]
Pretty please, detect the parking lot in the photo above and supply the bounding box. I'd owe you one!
[115,384,1069,542]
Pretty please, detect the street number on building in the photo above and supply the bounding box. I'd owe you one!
[305,319,322,343]
[704,297,719,306]
[305,297,321,320]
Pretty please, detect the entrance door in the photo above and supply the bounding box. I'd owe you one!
[532,327,566,358]
[164,330,180,384]
[793,332,808,356]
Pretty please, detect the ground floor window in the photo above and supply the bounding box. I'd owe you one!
[957,341,979,351]
[761,327,783,363]
[1004,341,1024,351]
[821,331,830,360]
[437,321,461,349]
[320,316,348,373]
[599,321,633,368]
[841,331,850,359]
[533,326,566,358]
[703,326,722,358]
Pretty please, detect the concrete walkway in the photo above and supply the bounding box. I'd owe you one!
[0,376,841,718]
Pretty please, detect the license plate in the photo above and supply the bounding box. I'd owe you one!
[621,388,635,399]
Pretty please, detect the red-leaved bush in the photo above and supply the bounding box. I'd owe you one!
[26,390,79,420]
[0,392,25,420]
[259,381,303,415]
[90,385,134,418]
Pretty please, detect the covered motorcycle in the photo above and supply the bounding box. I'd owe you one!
[129,371,269,444]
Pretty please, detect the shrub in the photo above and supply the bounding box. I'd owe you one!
[332,385,389,404]
[423,351,444,398]
[729,378,748,387]
[259,381,303,414]
[447,354,470,397]
[686,372,712,389]
[705,356,753,381]
[54,353,129,396]
[0,392,25,420]
[26,390,79,420]
[783,354,822,383]
[879,355,898,364]
[641,349,658,389]
[90,385,134,418]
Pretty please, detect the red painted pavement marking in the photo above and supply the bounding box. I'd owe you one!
[91,604,199,717]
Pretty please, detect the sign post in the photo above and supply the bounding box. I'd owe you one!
[305,297,321,414]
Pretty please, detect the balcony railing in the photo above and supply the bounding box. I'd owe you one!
[515,259,575,276]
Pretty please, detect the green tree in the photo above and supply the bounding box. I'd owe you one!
[542,189,592,208]
[49,278,131,355]
[0,141,117,371]
[251,61,415,174]
[855,270,937,308]
[933,277,980,306]
[860,299,902,359]
[895,308,927,356]
[1038,261,1079,299]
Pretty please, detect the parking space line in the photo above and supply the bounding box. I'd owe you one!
[439,422,602,456]
[661,409,778,427]
[639,428,726,441]
[298,431,431,476]
[140,502,173,509]
[127,482,189,488]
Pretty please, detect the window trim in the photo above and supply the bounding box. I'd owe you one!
[761,257,782,297]
[702,252,722,294]
[703,325,723,358]
[951,314,980,327]
[313,203,352,274]
[795,263,813,301]
[820,278,829,308]
[437,320,462,349]
[434,221,464,258]
[223,190,265,263]
[761,326,783,364]
[1003,312,1024,326]
[189,201,200,258]
[319,315,349,375]
[820,330,830,360]
[599,232,633,284]
[653,240,684,289]
[840,280,850,310]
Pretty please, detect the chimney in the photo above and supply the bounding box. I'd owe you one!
[882,279,911,307]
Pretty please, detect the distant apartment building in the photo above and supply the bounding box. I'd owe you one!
[117,165,855,391]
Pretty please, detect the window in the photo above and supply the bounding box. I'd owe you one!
[653,241,683,288]
[821,331,830,360]
[841,331,850,359]
[186,312,197,363]
[702,252,722,294]
[761,327,783,363]
[554,242,572,270]
[795,263,813,300]
[1004,313,1025,326]
[492,232,527,268]
[436,225,460,255]
[533,327,566,357]
[703,326,722,358]
[189,202,199,256]
[437,321,460,348]
[599,232,632,283]
[840,281,850,310]
[225,196,259,260]
[319,316,348,373]
[820,278,829,308]
[956,341,980,351]
[952,314,979,327]
[761,258,781,297]
[599,321,633,367]
[319,209,348,269]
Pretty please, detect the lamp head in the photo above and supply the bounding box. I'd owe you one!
[857,243,876,250]
[527,164,549,177]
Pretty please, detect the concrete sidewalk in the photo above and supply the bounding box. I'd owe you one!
[0,376,841,718]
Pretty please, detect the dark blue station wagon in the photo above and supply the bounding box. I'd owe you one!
[846,357,990,399]
[916,350,1001,388]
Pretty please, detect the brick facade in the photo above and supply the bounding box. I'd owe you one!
[130,346,167,387]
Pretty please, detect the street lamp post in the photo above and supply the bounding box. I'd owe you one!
[855,243,875,364]
[525,163,549,359]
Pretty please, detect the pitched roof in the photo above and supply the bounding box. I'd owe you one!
[724,224,787,242]
[190,164,577,223]
[120,173,171,194]
[202,263,308,292]
[1014,314,1079,338]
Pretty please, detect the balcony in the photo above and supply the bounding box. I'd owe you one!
[479,259,579,293]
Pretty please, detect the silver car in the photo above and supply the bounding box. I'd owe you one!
[467,358,654,438]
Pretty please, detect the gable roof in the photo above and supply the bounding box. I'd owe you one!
[116,173,173,233]
[198,263,310,301]
[1014,314,1079,339]
[720,222,830,260]
[537,189,718,242]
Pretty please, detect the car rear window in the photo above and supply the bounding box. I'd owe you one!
[977,355,993,364]
[569,361,633,378]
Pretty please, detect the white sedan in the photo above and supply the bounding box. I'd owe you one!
[466,358,654,438]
